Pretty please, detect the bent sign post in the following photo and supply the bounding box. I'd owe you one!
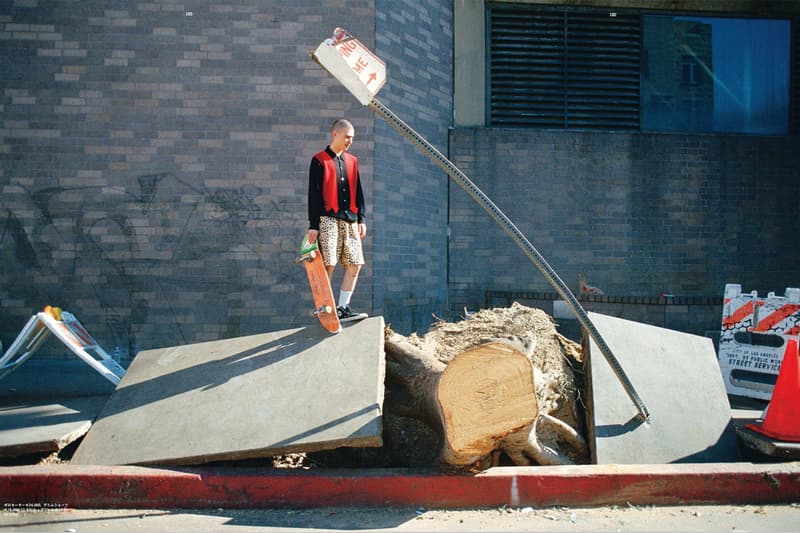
[311,28,650,421]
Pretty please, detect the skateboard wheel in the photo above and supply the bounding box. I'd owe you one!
[312,305,334,317]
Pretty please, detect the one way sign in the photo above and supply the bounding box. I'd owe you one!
[313,28,387,105]
[336,36,386,93]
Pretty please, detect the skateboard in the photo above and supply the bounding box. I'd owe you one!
[296,236,341,333]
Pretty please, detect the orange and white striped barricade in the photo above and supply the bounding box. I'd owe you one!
[718,283,800,400]
[0,308,125,385]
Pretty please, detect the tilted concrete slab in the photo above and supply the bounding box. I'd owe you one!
[71,318,385,466]
[0,396,109,458]
[585,312,740,464]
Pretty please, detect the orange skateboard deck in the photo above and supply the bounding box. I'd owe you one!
[297,237,341,334]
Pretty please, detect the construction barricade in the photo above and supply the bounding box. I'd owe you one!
[718,283,800,400]
[0,306,125,385]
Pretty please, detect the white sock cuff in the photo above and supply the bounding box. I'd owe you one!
[338,290,353,308]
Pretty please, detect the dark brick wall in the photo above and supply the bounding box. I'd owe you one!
[5,0,797,365]
[372,0,452,334]
[0,1,386,361]
[485,290,724,342]
[449,128,800,336]
[0,0,454,365]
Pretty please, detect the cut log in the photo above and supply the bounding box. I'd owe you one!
[384,333,585,468]
[438,342,538,465]
[385,332,538,466]
[382,303,587,469]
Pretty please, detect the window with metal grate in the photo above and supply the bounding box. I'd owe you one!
[488,3,641,130]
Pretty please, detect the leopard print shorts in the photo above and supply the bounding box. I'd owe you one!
[318,216,364,267]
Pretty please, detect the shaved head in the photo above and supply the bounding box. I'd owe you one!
[332,118,353,132]
[329,118,355,154]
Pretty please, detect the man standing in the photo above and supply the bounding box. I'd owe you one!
[307,118,367,320]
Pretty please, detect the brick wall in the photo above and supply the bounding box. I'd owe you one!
[0,1,383,361]
[372,0,452,333]
[485,290,724,343]
[5,0,796,364]
[448,128,800,334]
[0,0,454,366]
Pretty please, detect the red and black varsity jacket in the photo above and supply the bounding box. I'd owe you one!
[308,147,365,230]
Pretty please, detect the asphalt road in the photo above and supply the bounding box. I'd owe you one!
[3,503,799,532]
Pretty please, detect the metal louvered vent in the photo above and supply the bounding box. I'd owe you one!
[488,4,641,130]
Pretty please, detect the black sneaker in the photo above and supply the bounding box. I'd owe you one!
[337,305,368,322]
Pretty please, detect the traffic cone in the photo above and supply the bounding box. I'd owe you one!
[745,338,800,442]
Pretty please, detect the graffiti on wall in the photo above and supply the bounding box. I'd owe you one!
[1,172,307,361]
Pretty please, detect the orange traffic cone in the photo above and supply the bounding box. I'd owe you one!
[745,338,800,442]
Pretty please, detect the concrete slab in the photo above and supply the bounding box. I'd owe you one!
[585,312,739,464]
[0,396,108,457]
[71,318,385,466]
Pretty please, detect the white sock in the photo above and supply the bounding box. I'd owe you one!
[338,290,353,308]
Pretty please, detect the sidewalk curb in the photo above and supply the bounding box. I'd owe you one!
[2,463,799,509]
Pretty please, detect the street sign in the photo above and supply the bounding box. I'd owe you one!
[312,28,386,105]
[335,36,386,94]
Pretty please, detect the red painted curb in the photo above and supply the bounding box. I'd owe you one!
[2,463,799,509]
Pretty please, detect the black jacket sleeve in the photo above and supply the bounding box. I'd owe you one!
[355,169,365,224]
[308,157,324,231]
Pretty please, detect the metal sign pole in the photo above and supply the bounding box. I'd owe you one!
[311,31,650,421]
[368,98,649,421]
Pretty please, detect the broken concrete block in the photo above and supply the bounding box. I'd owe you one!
[585,312,739,464]
[72,318,385,465]
[0,396,108,458]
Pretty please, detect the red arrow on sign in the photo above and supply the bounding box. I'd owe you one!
[366,72,377,86]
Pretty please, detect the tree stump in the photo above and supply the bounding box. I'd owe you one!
[383,302,588,469]
[439,341,538,465]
